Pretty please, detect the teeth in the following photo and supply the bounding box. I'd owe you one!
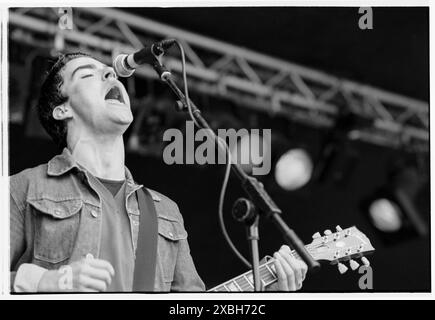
[106,99,123,104]
[105,86,124,103]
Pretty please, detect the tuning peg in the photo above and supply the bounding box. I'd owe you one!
[312,232,321,239]
[324,229,332,235]
[349,259,360,270]
[336,225,343,231]
[338,263,348,274]
[361,257,370,267]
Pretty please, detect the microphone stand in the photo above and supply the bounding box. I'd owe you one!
[232,198,262,291]
[151,61,321,273]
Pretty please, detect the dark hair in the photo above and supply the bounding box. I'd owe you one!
[37,52,91,149]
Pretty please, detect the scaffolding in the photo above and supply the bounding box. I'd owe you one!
[8,7,429,152]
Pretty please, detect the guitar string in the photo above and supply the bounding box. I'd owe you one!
[214,266,275,291]
[214,252,308,291]
[212,249,320,291]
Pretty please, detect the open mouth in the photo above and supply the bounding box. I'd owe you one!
[104,85,125,104]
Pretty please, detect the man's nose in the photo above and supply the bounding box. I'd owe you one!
[103,68,117,80]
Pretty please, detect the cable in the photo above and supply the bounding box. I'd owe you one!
[174,40,200,128]
[174,39,251,268]
[216,136,251,268]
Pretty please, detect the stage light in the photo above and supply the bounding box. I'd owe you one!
[274,148,313,191]
[362,159,428,244]
[368,198,403,233]
[230,132,270,175]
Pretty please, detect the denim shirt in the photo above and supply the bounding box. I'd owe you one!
[10,148,205,292]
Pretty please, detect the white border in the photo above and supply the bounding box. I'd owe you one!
[1,5,10,297]
[0,1,433,300]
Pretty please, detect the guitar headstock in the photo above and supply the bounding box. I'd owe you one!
[307,226,375,273]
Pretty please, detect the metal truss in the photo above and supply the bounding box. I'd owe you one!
[9,7,429,152]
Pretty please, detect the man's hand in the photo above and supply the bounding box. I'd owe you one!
[267,245,308,291]
[37,257,115,292]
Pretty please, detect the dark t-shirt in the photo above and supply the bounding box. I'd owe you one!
[93,176,135,291]
[96,177,125,197]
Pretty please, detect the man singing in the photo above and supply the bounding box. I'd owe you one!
[10,52,308,292]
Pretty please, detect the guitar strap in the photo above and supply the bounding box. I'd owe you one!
[132,187,158,292]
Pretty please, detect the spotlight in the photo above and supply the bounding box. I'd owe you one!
[230,132,271,175]
[368,198,403,233]
[362,160,428,244]
[274,148,313,191]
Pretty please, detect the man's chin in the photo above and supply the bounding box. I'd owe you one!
[115,117,133,126]
[108,114,133,129]
[109,108,133,122]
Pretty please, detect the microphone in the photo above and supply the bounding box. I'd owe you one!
[113,39,176,77]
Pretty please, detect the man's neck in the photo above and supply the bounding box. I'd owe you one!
[68,135,126,180]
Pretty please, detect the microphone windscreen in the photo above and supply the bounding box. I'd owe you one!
[113,54,135,77]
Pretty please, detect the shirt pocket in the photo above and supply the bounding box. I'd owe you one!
[28,198,83,268]
[157,216,188,284]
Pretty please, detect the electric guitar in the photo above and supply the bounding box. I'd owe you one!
[208,226,375,292]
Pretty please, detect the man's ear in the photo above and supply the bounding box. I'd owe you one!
[52,104,73,121]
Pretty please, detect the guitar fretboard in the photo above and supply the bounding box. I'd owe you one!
[207,250,302,292]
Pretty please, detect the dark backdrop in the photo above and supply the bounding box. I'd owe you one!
[126,6,429,101]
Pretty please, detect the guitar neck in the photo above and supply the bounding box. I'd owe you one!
[207,249,303,292]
